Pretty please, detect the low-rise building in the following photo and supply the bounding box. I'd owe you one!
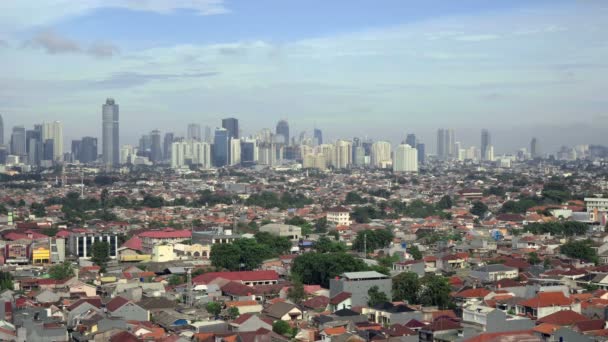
[330,271,392,307]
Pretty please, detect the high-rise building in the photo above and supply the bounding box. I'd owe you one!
[437,129,445,160]
[150,130,162,163]
[481,129,491,161]
[187,124,202,141]
[213,128,229,167]
[334,140,352,169]
[371,141,392,168]
[10,126,26,157]
[42,121,63,161]
[437,128,455,160]
[241,139,258,166]
[102,98,119,167]
[276,120,290,145]
[416,143,425,164]
[26,126,42,166]
[229,138,241,166]
[0,114,4,145]
[204,126,212,143]
[313,128,323,146]
[222,118,239,139]
[80,137,98,163]
[71,140,82,162]
[120,145,135,164]
[163,132,174,161]
[171,140,211,169]
[393,144,418,172]
[531,138,539,159]
[405,134,416,147]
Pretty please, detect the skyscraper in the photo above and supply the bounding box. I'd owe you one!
[0,114,4,145]
[102,98,119,167]
[187,123,202,141]
[42,121,63,161]
[405,134,416,147]
[10,126,26,157]
[416,143,425,164]
[314,128,323,146]
[71,140,82,162]
[531,138,539,159]
[371,141,392,168]
[276,120,289,145]
[80,137,98,163]
[446,128,455,159]
[150,130,162,163]
[393,144,418,172]
[213,128,229,167]
[163,132,174,160]
[222,118,239,139]
[26,126,42,165]
[481,129,491,161]
[437,129,445,160]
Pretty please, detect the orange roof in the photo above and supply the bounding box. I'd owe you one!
[453,288,491,298]
[226,300,259,307]
[519,291,572,308]
[537,310,588,326]
[533,323,560,335]
[323,327,346,335]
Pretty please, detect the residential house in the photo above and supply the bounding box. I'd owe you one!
[329,271,392,307]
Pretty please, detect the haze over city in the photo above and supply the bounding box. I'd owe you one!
[1,0,608,152]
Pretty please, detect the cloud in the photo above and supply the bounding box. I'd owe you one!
[25,29,119,58]
[27,30,80,54]
[88,42,120,58]
[91,71,219,88]
[0,1,228,33]
[454,34,500,42]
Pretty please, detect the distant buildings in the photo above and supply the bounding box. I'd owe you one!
[0,114,3,145]
[187,123,202,141]
[213,128,230,167]
[10,125,26,158]
[436,128,455,160]
[102,98,120,167]
[222,118,239,139]
[276,120,289,145]
[171,140,211,169]
[393,144,418,172]
[42,121,63,162]
[481,129,492,161]
[72,136,98,163]
[326,206,350,226]
[313,128,323,146]
[150,129,162,163]
[370,141,391,168]
[531,137,539,159]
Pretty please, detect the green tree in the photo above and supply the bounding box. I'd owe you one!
[470,201,488,217]
[314,217,328,233]
[393,272,419,304]
[418,275,453,309]
[314,236,346,253]
[528,252,541,265]
[227,307,240,320]
[287,279,306,304]
[409,245,423,260]
[436,195,453,210]
[254,232,291,256]
[48,262,75,280]
[543,257,552,269]
[345,191,366,204]
[210,243,242,271]
[367,285,389,306]
[91,241,110,272]
[560,239,598,264]
[168,274,185,286]
[30,202,46,217]
[291,252,367,288]
[352,229,393,253]
[205,302,222,318]
[272,320,291,336]
[0,271,14,291]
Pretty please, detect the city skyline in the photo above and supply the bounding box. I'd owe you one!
[1,1,608,152]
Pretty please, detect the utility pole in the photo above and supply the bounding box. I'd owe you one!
[187,267,193,307]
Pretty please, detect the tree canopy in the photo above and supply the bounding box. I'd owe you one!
[352,229,393,253]
[560,239,598,264]
[48,262,75,280]
[291,252,367,288]
[367,285,389,306]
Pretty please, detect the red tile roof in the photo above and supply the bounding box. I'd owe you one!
[122,235,143,251]
[67,297,102,311]
[106,296,130,312]
[574,319,606,332]
[464,330,539,342]
[453,288,491,298]
[330,292,352,305]
[519,292,572,308]
[536,310,588,326]
[139,228,192,239]
[193,270,279,285]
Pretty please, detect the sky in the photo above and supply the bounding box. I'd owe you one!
[1,0,607,154]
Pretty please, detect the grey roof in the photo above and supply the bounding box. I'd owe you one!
[474,264,518,273]
[263,302,299,319]
[342,271,388,280]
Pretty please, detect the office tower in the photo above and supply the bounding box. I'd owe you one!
[241,139,258,166]
[150,129,162,163]
[437,129,445,160]
[393,144,418,172]
[313,128,323,146]
[229,138,241,166]
[43,139,54,161]
[138,134,152,156]
[405,134,416,147]
[80,137,98,163]
[486,145,494,161]
[26,126,42,166]
[187,123,202,141]
[416,143,425,164]
[334,140,352,169]
[163,132,174,161]
[276,120,290,145]
[371,141,392,168]
[353,146,366,166]
[10,126,26,157]
[0,146,7,164]
[258,143,277,166]
[0,114,3,145]
[213,128,229,167]
[120,145,135,164]
[42,121,63,161]
[531,138,539,159]
[71,140,82,161]
[222,118,239,139]
[481,129,491,161]
[204,126,212,143]
[446,129,455,159]
[102,98,119,167]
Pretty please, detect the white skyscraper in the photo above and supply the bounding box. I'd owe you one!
[42,121,63,162]
[371,141,392,168]
[334,140,352,169]
[393,144,418,172]
[171,140,211,169]
[120,145,135,164]
[230,138,241,166]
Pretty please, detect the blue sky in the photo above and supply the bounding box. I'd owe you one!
[1,0,607,153]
